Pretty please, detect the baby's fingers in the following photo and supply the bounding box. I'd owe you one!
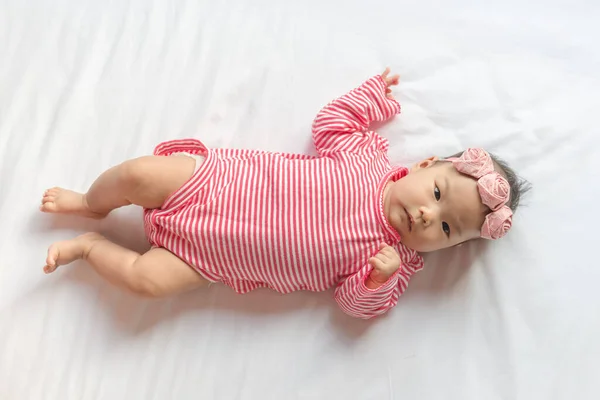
[381,245,396,255]
[381,67,390,80]
[380,246,400,261]
[369,256,385,270]
[378,243,396,254]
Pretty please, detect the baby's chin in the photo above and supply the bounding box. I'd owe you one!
[399,237,445,253]
[398,237,419,252]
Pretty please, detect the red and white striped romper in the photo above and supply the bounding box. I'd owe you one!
[143,75,424,319]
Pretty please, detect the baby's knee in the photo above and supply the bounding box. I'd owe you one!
[118,157,154,189]
[128,271,169,298]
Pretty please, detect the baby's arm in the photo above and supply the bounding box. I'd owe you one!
[334,244,417,319]
[311,69,401,155]
[366,243,402,289]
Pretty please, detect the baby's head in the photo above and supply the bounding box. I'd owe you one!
[385,148,530,252]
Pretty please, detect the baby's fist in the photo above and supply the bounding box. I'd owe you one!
[367,243,401,287]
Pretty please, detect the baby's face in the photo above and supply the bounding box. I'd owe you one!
[383,158,488,252]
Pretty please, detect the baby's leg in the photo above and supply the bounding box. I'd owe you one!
[44,233,209,296]
[40,155,197,218]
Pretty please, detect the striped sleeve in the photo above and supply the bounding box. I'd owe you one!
[334,262,413,319]
[311,75,401,155]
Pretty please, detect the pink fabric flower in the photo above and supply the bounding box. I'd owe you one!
[451,148,494,178]
[481,206,513,240]
[477,173,511,211]
[449,148,513,240]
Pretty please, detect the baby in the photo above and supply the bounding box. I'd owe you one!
[40,69,529,319]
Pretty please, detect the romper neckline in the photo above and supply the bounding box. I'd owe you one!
[375,166,408,245]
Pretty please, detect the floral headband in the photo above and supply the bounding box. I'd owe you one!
[447,148,513,240]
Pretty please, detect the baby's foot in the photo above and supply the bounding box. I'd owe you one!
[40,187,106,219]
[44,232,106,274]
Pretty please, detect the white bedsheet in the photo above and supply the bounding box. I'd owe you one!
[1,0,599,399]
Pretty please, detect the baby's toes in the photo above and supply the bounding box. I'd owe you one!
[44,188,59,197]
[44,247,58,273]
[43,264,58,274]
[40,200,57,212]
[41,188,53,201]
[41,189,56,203]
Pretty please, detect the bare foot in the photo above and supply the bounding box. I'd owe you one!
[40,187,106,219]
[44,233,106,274]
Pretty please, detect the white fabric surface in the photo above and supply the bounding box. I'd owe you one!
[1,0,599,399]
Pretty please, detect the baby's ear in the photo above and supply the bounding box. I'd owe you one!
[411,156,439,172]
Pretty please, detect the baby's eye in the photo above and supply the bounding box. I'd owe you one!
[442,222,451,237]
[434,186,441,201]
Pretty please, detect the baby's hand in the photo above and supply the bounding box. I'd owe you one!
[367,243,401,288]
[381,67,400,100]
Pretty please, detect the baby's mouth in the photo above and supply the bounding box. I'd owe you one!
[404,208,413,232]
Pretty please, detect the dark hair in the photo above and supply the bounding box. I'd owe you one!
[448,151,531,213]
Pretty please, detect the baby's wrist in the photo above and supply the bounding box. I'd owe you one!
[365,276,384,289]
[366,269,397,289]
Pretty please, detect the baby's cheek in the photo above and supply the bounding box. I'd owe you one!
[420,229,445,250]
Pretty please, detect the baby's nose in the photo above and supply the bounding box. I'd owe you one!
[419,206,438,226]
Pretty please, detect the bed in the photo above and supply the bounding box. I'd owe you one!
[1,0,599,399]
